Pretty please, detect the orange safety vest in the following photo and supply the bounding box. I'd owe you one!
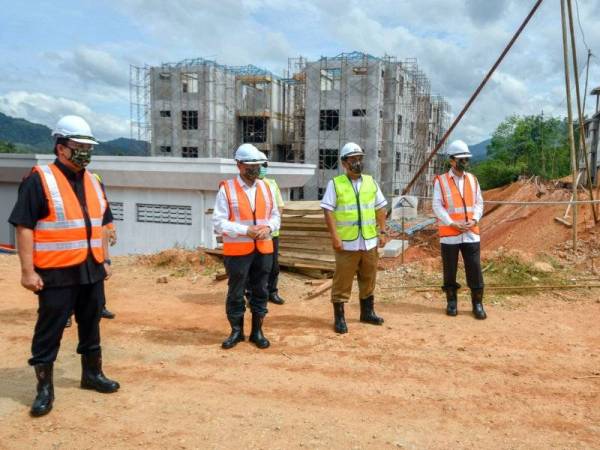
[435,171,481,238]
[220,178,274,256]
[33,164,106,269]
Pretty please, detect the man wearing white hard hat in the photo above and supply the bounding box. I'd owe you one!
[213,144,280,349]
[8,115,120,417]
[432,139,487,320]
[320,142,388,334]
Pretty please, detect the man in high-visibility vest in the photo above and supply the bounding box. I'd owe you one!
[258,162,286,305]
[9,115,120,417]
[213,144,280,349]
[321,142,388,334]
[432,140,487,320]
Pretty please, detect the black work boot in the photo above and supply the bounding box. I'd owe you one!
[359,296,384,325]
[222,316,245,349]
[269,292,285,305]
[249,314,270,349]
[445,288,458,316]
[31,363,54,417]
[471,289,487,320]
[101,307,115,319]
[65,315,72,328]
[80,350,120,393]
[333,302,348,334]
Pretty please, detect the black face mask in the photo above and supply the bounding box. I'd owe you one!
[349,161,363,174]
[244,166,260,181]
[455,159,469,171]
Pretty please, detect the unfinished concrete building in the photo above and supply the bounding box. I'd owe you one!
[131,52,449,200]
[134,58,292,161]
[283,52,449,200]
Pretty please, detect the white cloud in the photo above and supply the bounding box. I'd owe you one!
[0,91,130,141]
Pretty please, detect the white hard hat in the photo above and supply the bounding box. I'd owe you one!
[446,140,472,158]
[234,143,267,164]
[340,142,364,159]
[52,115,99,145]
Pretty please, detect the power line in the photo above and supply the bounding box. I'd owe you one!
[574,0,591,52]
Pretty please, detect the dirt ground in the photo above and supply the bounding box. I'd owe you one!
[0,252,599,450]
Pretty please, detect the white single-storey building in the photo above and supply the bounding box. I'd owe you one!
[0,154,315,255]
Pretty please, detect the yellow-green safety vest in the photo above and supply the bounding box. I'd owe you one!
[264,177,282,238]
[333,174,378,242]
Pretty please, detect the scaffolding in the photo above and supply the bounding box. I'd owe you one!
[131,52,450,200]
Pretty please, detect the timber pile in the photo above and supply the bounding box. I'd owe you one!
[278,201,335,273]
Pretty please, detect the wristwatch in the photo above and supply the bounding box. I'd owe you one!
[105,258,112,266]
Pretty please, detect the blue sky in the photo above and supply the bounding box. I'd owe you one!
[1,0,599,143]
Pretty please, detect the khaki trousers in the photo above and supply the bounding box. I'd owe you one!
[331,247,379,303]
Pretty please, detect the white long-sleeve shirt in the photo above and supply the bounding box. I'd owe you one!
[213,176,281,238]
[320,176,388,251]
[432,170,484,245]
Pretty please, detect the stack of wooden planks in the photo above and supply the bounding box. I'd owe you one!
[278,201,335,273]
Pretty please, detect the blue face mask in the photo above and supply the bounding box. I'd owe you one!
[259,166,267,179]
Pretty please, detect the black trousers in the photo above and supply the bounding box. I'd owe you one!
[29,281,104,366]
[224,251,273,320]
[441,242,484,292]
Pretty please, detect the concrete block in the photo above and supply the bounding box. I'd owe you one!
[382,239,410,258]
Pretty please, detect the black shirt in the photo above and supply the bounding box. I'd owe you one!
[8,159,113,288]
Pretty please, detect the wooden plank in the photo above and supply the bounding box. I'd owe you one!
[305,279,333,299]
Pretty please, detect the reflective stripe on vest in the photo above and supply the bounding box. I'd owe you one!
[221,178,274,256]
[33,164,106,268]
[264,178,281,237]
[332,174,378,242]
[436,171,480,238]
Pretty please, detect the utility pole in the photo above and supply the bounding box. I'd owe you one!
[567,0,597,223]
[561,0,578,250]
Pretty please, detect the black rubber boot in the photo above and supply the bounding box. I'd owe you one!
[445,287,458,316]
[30,363,54,417]
[80,350,120,393]
[222,316,245,349]
[268,293,285,305]
[333,302,348,334]
[65,315,72,328]
[359,296,384,325]
[471,289,487,320]
[249,314,270,349]
[101,307,115,319]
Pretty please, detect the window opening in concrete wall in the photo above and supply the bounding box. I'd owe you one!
[318,188,326,200]
[182,146,199,158]
[136,204,192,225]
[159,146,172,154]
[181,72,198,93]
[160,110,171,117]
[319,148,339,170]
[241,117,267,143]
[352,109,367,117]
[397,115,403,135]
[182,110,198,130]
[319,109,339,131]
[320,68,341,91]
[395,152,401,170]
[109,202,124,221]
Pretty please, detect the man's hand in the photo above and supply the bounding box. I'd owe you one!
[247,225,270,239]
[21,270,43,292]
[332,235,343,251]
[104,263,112,280]
[450,222,468,232]
[108,229,117,246]
[464,220,478,229]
